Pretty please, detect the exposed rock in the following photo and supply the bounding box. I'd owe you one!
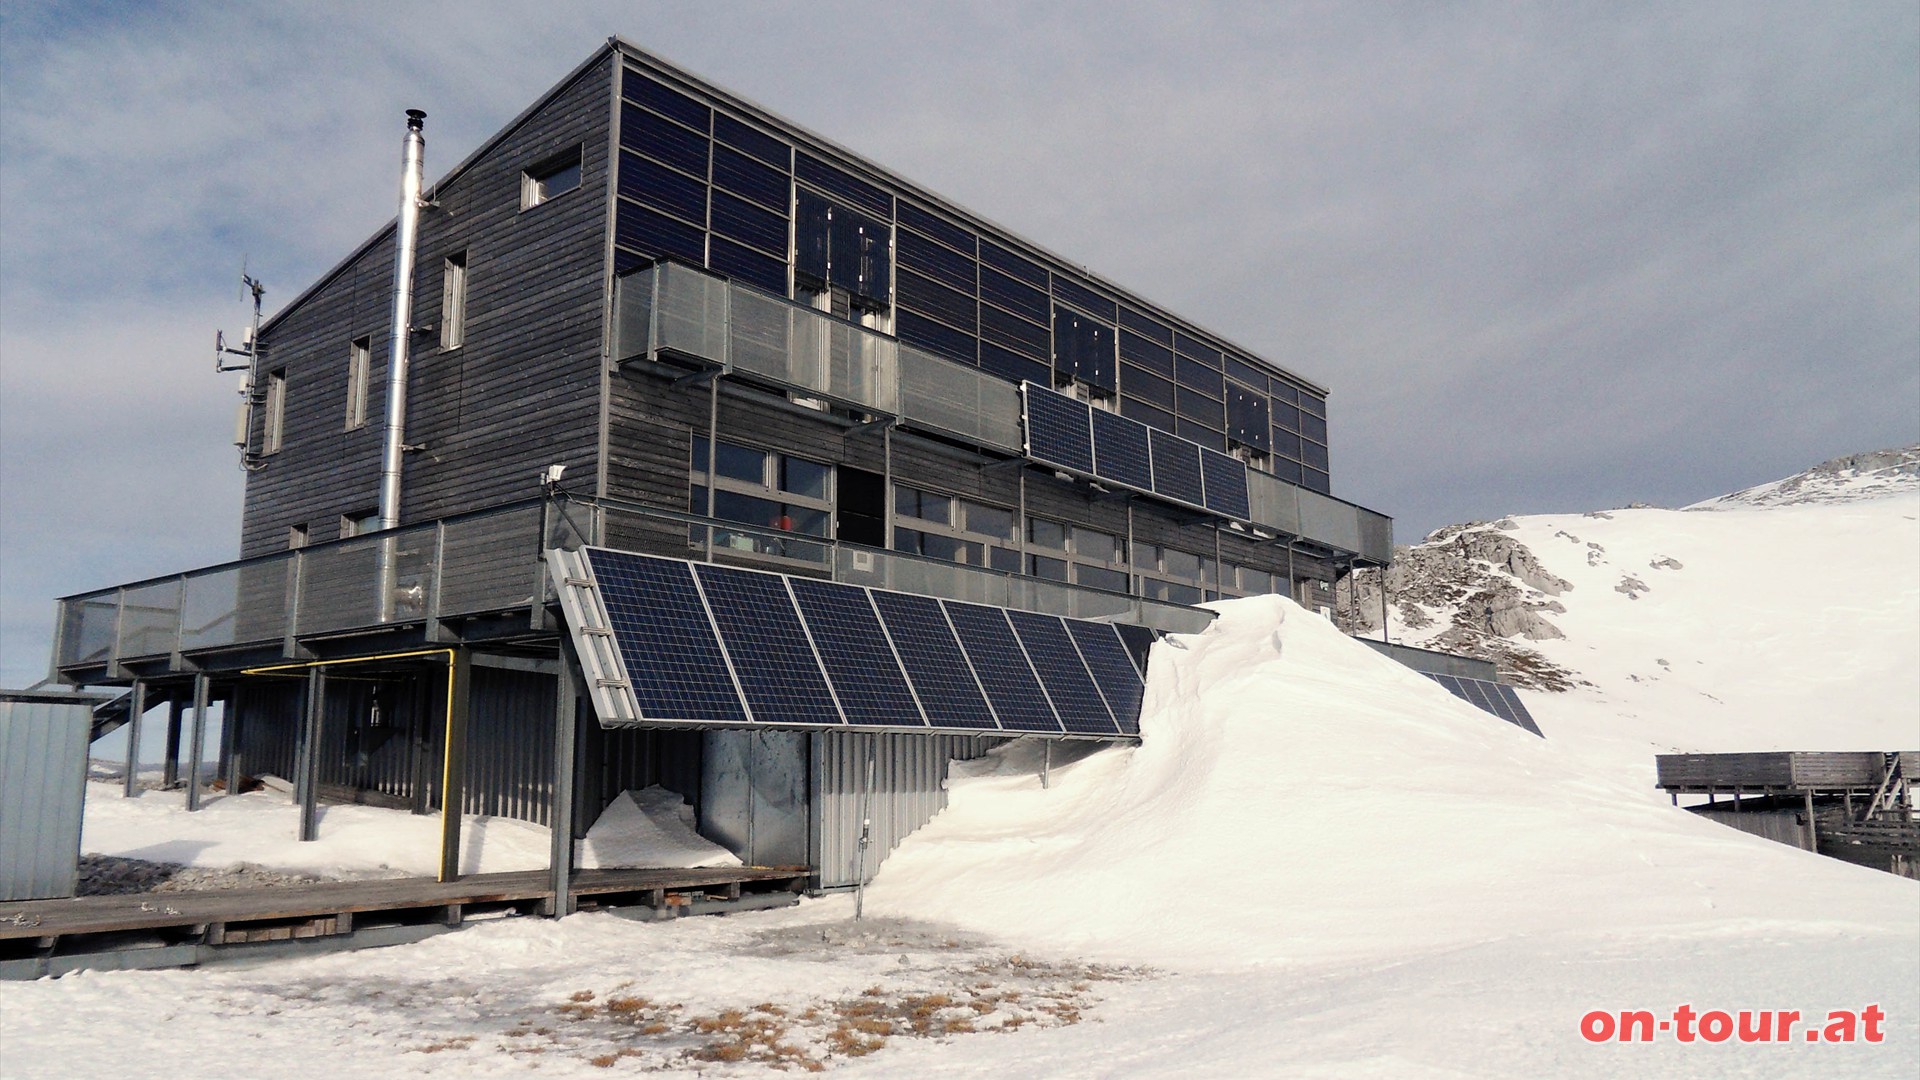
[1614,576,1649,599]
[1689,445,1920,509]
[1648,556,1683,571]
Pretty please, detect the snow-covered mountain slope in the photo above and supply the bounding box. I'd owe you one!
[1336,447,1920,777]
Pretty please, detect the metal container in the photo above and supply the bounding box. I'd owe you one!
[0,691,96,901]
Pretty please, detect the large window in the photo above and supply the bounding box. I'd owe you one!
[894,485,1020,573]
[1134,542,1212,606]
[345,335,371,429]
[1026,516,1129,593]
[440,252,468,350]
[691,436,832,561]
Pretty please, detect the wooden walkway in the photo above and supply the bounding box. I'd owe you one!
[0,866,808,974]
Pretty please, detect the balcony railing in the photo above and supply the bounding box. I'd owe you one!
[614,260,1389,562]
[54,495,1216,679]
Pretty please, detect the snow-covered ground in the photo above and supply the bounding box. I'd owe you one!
[3,458,1916,1078]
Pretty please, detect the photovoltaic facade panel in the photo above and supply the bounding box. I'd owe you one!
[1005,610,1119,735]
[1022,383,1095,475]
[586,550,749,724]
[1090,406,1154,492]
[692,564,844,726]
[941,601,1063,733]
[1065,619,1145,736]
[1492,684,1543,736]
[788,577,928,728]
[1198,447,1251,520]
[1148,428,1204,508]
[1423,672,1542,736]
[868,591,999,730]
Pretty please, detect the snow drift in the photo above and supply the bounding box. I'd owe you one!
[867,593,1917,971]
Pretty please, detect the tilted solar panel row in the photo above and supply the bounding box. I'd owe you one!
[581,547,1149,738]
[1021,381,1252,520]
[1423,672,1543,736]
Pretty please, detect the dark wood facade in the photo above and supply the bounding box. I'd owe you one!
[241,40,1350,604]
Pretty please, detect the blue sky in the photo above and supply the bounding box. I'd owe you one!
[2,1,1915,686]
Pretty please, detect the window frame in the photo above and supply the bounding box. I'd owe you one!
[261,369,287,455]
[440,252,468,351]
[893,485,1021,573]
[689,436,836,563]
[345,335,372,430]
[521,148,584,210]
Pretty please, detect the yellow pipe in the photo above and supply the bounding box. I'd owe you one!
[238,648,463,881]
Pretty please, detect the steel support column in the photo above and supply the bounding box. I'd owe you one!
[162,697,184,788]
[185,672,210,811]
[121,680,147,798]
[438,648,472,882]
[549,642,581,916]
[297,667,327,842]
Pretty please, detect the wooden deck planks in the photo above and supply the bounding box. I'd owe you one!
[0,866,806,941]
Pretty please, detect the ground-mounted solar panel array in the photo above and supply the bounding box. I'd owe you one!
[1022,381,1253,520]
[1422,672,1542,736]
[566,547,1150,737]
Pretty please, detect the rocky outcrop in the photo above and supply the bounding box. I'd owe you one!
[1689,445,1920,509]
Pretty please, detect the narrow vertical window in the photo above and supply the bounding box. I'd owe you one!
[345,335,371,429]
[287,523,309,549]
[441,252,467,350]
[261,370,287,455]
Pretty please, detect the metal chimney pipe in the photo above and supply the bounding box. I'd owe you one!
[379,109,427,531]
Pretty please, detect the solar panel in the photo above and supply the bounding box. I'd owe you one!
[1022,382,1095,475]
[1005,610,1119,735]
[1492,684,1544,736]
[1474,678,1519,724]
[1089,407,1154,492]
[1063,618,1146,735]
[585,550,749,724]
[1148,428,1204,508]
[1198,447,1251,520]
[868,590,999,730]
[1458,676,1500,717]
[788,577,928,728]
[1427,673,1470,703]
[1112,623,1158,677]
[941,601,1063,733]
[692,564,844,726]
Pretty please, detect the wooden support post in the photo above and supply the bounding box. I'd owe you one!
[122,680,146,798]
[185,673,210,812]
[549,641,581,917]
[438,648,472,883]
[162,697,184,788]
[297,667,327,842]
[1803,790,1818,854]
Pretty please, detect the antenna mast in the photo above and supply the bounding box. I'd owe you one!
[215,268,269,470]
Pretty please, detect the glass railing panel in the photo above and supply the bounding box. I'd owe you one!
[59,593,120,667]
[1246,469,1302,536]
[117,580,181,658]
[438,505,545,616]
[231,559,292,647]
[180,565,244,651]
[1297,489,1363,554]
[1357,509,1394,564]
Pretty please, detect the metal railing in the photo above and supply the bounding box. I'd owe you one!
[54,492,1216,677]
[614,260,1387,561]
[54,502,546,673]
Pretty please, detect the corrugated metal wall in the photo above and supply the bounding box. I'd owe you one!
[463,668,554,825]
[811,732,992,889]
[0,695,94,901]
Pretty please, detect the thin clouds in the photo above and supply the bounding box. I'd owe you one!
[2,1,1915,684]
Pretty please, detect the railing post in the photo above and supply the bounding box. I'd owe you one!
[108,586,129,679]
[426,519,447,641]
[169,576,188,672]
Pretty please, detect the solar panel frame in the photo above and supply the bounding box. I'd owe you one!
[689,563,846,727]
[867,590,1001,730]
[585,550,751,724]
[787,577,929,728]
[941,601,1064,734]
[1005,610,1120,735]
[1089,407,1154,492]
[1197,446,1251,520]
[1148,428,1205,509]
[1021,382,1095,475]
[1062,618,1145,736]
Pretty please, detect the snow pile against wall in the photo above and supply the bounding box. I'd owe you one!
[576,786,740,870]
[865,595,1918,971]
